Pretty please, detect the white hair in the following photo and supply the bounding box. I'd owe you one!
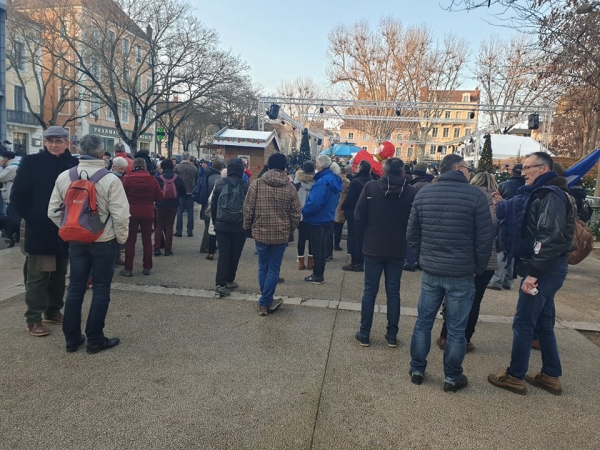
[112,156,129,169]
[315,155,332,169]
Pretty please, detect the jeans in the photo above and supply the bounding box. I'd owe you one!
[176,195,195,234]
[508,259,568,379]
[24,254,69,324]
[63,240,119,346]
[256,242,287,307]
[346,217,363,265]
[125,218,153,271]
[309,223,331,278]
[359,256,404,339]
[405,244,416,268]
[154,207,177,251]
[410,273,475,383]
[297,221,312,256]
[441,270,495,342]
[489,251,515,289]
[215,231,246,287]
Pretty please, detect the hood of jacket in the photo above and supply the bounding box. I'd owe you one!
[77,156,107,171]
[227,158,244,178]
[295,169,315,184]
[544,174,570,193]
[409,173,434,185]
[378,174,411,198]
[314,167,343,193]
[262,169,289,187]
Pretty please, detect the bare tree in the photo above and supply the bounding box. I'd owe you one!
[327,18,469,156]
[5,6,90,129]
[14,0,247,151]
[445,0,600,193]
[475,34,560,130]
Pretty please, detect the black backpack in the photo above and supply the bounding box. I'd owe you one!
[216,179,245,223]
[578,199,593,223]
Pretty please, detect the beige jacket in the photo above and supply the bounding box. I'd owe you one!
[48,157,130,244]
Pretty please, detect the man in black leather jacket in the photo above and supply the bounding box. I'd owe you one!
[489,152,575,396]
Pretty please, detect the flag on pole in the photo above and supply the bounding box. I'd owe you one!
[564,148,600,187]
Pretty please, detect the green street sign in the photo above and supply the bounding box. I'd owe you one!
[157,128,164,141]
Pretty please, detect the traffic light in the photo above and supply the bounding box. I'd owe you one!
[157,128,165,141]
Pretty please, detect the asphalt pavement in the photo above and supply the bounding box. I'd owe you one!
[1,218,599,449]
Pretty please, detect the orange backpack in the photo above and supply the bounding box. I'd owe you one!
[57,167,111,243]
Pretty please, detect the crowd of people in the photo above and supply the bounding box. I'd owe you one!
[6,129,580,397]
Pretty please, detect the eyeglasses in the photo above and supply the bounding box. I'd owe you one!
[522,164,546,171]
[459,164,473,173]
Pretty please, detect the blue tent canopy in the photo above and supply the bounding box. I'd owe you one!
[320,143,361,157]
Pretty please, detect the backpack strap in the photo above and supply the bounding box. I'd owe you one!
[89,168,111,184]
[68,166,79,182]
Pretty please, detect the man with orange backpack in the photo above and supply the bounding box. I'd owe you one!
[48,134,129,354]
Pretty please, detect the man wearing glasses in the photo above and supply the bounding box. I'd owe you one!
[408,154,493,392]
[10,126,79,337]
[488,152,575,395]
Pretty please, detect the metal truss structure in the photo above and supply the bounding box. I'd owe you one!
[258,96,554,160]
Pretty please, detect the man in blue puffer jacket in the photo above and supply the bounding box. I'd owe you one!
[302,155,342,284]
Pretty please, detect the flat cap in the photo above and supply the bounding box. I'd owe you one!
[43,126,69,138]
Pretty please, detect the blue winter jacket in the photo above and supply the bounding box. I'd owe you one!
[302,167,343,225]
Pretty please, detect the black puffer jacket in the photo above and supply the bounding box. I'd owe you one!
[341,171,372,218]
[407,170,493,277]
[211,158,249,233]
[498,176,525,200]
[134,151,157,175]
[355,174,416,259]
[10,149,78,255]
[520,175,576,279]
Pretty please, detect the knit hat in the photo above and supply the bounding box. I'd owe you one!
[211,158,223,171]
[302,160,315,174]
[268,152,287,171]
[413,162,427,174]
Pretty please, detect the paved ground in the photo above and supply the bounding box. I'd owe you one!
[1,218,600,449]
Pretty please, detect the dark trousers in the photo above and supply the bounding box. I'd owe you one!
[441,270,495,342]
[201,219,210,250]
[215,231,246,287]
[154,207,177,251]
[297,221,312,256]
[334,221,344,249]
[309,223,331,278]
[3,203,21,242]
[176,194,195,234]
[24,253,69,325]
[63,240,118,346]
[125,217,153,271]
[346,217,363,265]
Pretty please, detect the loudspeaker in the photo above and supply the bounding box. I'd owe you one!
[267,104,280,120]
[317,138,322,146]
[528,113,539,130]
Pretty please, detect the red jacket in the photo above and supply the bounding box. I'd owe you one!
[123,169,164,219]
[115,151,133,175]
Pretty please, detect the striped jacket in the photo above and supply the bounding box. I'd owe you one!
[243,169,301,245]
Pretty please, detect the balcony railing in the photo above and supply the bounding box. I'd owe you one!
[7,109,40,126]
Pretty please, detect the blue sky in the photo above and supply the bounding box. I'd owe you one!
[193,0,516,94]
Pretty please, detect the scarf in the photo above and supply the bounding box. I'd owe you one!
[517,171,558,195]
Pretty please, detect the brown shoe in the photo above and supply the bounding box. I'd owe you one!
[525,371,562,395]
[42,312,64,325]
[487,368,527,395]
[307,255,314,270]
[206,254,214,260]
[531,339,540,351]
[297,256,305,270]
[466,341,475,353]
[436,336,446,350]
[27,323,50,337]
